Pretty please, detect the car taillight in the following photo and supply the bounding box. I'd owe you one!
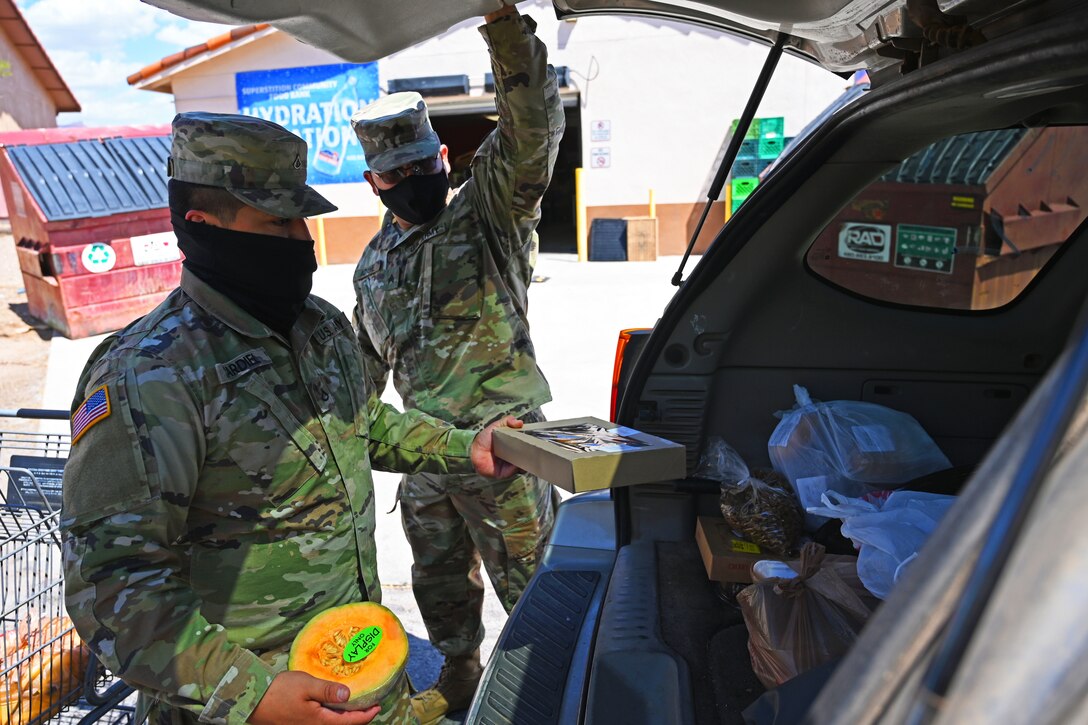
[610,328,649,421]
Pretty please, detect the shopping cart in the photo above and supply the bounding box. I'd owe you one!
[0,409,134,725]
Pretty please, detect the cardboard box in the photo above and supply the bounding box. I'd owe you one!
[695,516,788,584]
[623,217,659,262]
[492,416,686,493]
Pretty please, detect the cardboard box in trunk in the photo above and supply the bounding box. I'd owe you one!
[492,416,686,493]
[696,516,789,584]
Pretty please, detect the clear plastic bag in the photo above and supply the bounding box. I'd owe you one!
[767,385,952,529]
[696,439,802,555]
[739,543,877,688]
[807,489,956,599]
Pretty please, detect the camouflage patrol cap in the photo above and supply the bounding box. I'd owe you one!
[168,112,337,218]
[350,92,440,174]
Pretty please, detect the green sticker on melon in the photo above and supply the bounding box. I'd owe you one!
[343,626,383,663]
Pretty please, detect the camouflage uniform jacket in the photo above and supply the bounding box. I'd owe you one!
[62,270,477,724]
[353,13,565,428]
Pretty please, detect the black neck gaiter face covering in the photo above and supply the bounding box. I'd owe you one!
[377,171,450,226]
[172,211,317,340]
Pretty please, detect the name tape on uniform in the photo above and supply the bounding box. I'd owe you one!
[216,349,273,384]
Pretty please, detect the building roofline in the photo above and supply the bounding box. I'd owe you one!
[0,0,80,113]
[127,23,272,93]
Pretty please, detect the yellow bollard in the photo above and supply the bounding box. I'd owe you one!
[648,188,656,219]
[575,167,588,262]
[315,217,328,266]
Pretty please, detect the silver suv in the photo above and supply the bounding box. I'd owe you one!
[147,1,1088,722]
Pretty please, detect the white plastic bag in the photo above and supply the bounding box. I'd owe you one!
[767,385,952,529]
[808,490,956,598]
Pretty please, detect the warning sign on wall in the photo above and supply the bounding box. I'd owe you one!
[591,120,611,142]
[591,147,611,168]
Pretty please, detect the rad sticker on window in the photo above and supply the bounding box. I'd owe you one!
[838,222,891,263]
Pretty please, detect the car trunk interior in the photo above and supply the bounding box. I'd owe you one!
[591,11,1088,724]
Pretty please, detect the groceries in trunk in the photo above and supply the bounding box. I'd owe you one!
[693,384,960,692]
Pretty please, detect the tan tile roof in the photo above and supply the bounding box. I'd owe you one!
[127,23,270,87]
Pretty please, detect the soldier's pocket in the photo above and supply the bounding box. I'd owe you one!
[423,242,483,321]
[227,375,328,505]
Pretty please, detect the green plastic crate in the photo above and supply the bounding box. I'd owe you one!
[758,136,784,159]
[731,176,759,199]
[730,157,771,177]
[729,118,761,140]
[758,117,785,140]
[737,139,761,160]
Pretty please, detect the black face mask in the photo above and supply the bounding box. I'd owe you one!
[172,211,317,339]
[377,172,450,226]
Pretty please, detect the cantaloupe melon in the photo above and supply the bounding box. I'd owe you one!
[288,602,409,710]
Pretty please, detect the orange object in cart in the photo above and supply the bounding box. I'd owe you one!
[0,125,178,339]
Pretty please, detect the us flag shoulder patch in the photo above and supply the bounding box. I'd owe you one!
[71,385,111,444]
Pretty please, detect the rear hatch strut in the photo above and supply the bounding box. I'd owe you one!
[671,32,786,287]
[615,32,788,549]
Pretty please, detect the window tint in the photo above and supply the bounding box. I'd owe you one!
[806,125,1087,310]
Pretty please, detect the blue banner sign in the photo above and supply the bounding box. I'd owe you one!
[236,62,379,184]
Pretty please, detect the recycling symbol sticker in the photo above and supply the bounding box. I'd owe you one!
[81,243,117,274]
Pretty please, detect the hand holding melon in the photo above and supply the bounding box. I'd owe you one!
[248,671,380,725]
[262,602,410,724]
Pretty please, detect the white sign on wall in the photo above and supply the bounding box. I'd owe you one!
[591,147,611,169]
[130,232,181,267]
[591,120,611,142]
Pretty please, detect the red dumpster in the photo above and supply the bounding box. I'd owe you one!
[0,125,179,339]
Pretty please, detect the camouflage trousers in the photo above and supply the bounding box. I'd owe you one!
[400,443,559,659]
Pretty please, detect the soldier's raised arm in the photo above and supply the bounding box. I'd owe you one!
[471,6,566,257]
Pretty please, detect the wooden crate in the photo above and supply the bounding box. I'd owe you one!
[624,217,658,262]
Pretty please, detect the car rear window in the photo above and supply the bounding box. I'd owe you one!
[805,124,1087,310]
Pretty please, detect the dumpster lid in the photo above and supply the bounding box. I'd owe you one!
[7,135,170,222]
[881,129,1028,186]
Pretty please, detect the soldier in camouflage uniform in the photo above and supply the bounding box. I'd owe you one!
[349,6,563,722]
[61,112,523,725]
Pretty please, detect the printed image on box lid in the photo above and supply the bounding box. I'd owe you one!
[524,423,649,454]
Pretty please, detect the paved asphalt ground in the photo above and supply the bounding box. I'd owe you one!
[35,252,691,719]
